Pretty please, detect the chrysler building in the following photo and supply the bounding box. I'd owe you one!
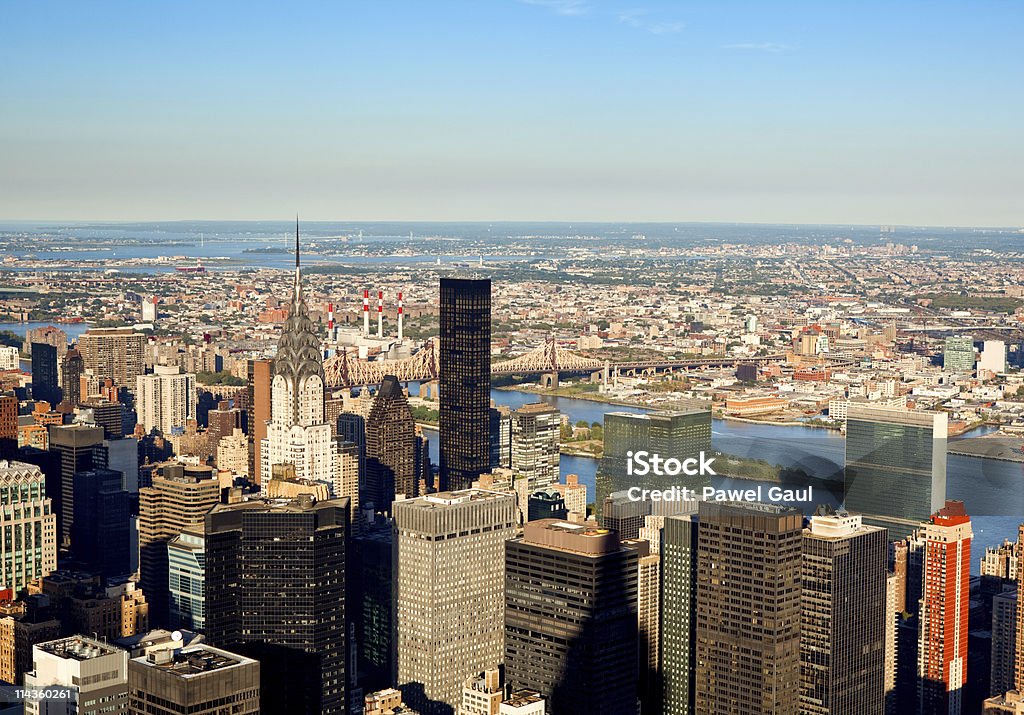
[261,221,337,493]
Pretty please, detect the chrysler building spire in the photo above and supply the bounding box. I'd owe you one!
[273,217,325,425]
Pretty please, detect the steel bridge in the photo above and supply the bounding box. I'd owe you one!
[322,338,789,389]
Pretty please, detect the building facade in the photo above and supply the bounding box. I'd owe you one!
[800,509,887,715]
[844,405,948,541]
[504,519,639,715]
[204,495,349,715]
[127,644,260,715]
[510,403,560,493]
[0,461,57,594]
[78,327,146,391]
[394,490,516,714]
[597,407,712,518]
[438,278,491,491]
[137,365,197,436]
[365,375,417,511]
[918,501,972,715]
[23,635,129,715]
[695,501,803,715]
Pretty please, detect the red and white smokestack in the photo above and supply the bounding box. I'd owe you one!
[362,289,370,335]
[377,290,384,338]
[398,292,404,342]
[327,302,335,332]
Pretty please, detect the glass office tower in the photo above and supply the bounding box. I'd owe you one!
[438,278,491,491]
[597,406,712,517]
[844,405,947,541]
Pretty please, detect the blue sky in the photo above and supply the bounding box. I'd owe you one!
[1,1,1021,225]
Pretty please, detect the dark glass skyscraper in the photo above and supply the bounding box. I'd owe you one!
[438,277,491,491]
[597,407,712,518]
[48,423,106,544]
[844,405,947,541]
[61,346,84,407]
[70,467,130,577]
[31,342,61,407]
[205,495,349,715]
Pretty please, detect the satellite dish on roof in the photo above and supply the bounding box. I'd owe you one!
[171,630,183,643]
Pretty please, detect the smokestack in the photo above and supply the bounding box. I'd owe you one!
[327,302,334,332]
[363,289,370,335]
[398,292,404,342]
[377,290,384,338]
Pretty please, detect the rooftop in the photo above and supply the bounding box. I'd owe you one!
[405,489,513,509]
[134,645,256,677]
[38,635,123,661]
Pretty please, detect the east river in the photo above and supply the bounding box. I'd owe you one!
[416,385,1022,574]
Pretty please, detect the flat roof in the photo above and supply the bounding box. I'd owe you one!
[38,635,122,661]
[132,645,256,677]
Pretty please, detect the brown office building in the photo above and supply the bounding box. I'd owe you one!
[366,375,417,511]
[246,358,272,485]
[505,519,639,715]
[78,327,146,392]
[138,463,222,627]
[128,644,260,715]
[695,501,803,715]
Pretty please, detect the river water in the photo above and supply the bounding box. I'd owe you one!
[416,386,1022,573]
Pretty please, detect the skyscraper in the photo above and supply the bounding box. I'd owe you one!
[637,539,662,715]
[695,501,803,715]
[597,407,712,518]
[246,358,272,485]
[438,278,491,491]
[489,405,512,469]
[138,463,222,627]
[918,500,972,715]
[49,423,106,544]
[261,226,337,494]
[991,590,1017,699]
[800,508,887,715]
[352,517,394,695]
[136,364,197,435]
[78,326,147,390]
[0,460,57,593]
[205,494,349,715]
[30,342,61,407]
[127,644,260,715]
[365,375,416,512]
[394,489,516,714]
[71,467,130,577]
[510,402,560,492]
[662,513,699,715]
[504,519,639,714]
[61,345,84,407]
[844,405,947,541]
[168,529,206,631]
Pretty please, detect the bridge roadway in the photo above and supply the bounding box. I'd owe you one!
[323,343,851,388]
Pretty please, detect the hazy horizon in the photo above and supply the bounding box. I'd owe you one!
[3,1,1022,226]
